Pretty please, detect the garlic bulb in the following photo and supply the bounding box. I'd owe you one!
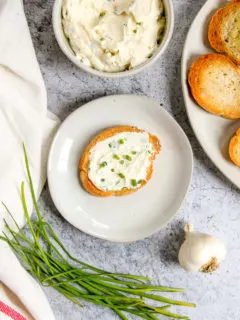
[178,223,226,273]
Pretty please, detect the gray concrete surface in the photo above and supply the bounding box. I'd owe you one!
[24,0,240,319]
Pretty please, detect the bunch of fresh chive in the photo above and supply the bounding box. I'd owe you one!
[0,146,196,320]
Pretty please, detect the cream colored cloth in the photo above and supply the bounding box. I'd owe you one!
[0,0,59,319]
[0,282,33,319]
[0,243,51,320]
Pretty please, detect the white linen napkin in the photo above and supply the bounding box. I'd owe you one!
[0,281,34,320]
[0,0,59,319]
[0,244,54,320]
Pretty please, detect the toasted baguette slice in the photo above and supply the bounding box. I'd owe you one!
[188,53,240,119]
[208,1,240,64]
[229,128,240,166]
[79,126,160,197]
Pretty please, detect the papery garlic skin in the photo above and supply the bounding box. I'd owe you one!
[178,224,227,273]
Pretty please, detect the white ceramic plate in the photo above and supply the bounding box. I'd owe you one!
[48,95,193,242]
[182,0,240,188]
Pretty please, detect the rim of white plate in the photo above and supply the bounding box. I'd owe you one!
[47,95,193,242]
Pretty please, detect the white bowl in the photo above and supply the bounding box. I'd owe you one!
[52,0,174,78]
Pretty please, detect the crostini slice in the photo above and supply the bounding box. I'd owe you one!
[188,53,240,119]
[79,126,160,197]
[229,128,240,166]
[208,0,240,64]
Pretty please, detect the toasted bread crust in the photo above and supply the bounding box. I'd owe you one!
[208,8,225,52]
[188,53,240,119]
[208,1,240,64]
[79,126,160,197]
[229,128,240,166]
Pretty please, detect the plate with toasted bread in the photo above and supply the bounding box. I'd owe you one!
[48,95,193,242]
[182,0,240,188]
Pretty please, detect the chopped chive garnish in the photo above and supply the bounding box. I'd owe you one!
[132,151,137,155]
[120,160,124,165]
[122,187,127,190]
[111,168,115,172]
[108,143,112,148]
[138,180,143,184]
[115,180,120,185]
[148,53,153,59]
[113,154,120,160]
[100,11,106,17]
[118,173,125,179]
[101,178,105,182]
[133,29,137,34]
[148,151,152,154]
[137,22,143,25]
[131,179,137,187]
[100,161,107,168]
[100,37,104,41]
[119,139,124,144]
[124,155,132,161]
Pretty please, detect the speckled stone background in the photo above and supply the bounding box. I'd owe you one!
[23,0,240,319]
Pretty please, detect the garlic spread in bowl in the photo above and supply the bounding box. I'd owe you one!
[62,0,166,73]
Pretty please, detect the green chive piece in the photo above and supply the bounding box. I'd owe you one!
[122,187,127,190]
[100,11,106,17]
[120,160,124,165]
[118,173,125,179]
[131,179,137,187]
[111,168,115,172]
[100,37,104,41]
[138,180,143,184]
[136,22,143,25]
[133,29,137,34]
[108,143,112,148]
[101,178,105,182]
[100,161,107,168]
[113,154,120,160]
[119,139,124,144]
[131,151,137,155]
[124,155,132,161]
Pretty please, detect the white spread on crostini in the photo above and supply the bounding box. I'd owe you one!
[62,0,166,72]
[88,131,154,191]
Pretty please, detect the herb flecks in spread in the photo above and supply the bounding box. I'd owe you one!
[62,0,166,72]
[88,132,154,191]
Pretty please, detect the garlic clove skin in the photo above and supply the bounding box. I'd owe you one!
[178,224,227,273]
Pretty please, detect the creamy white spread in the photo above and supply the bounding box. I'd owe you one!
[62,0,166,72]
[88,132,154,191]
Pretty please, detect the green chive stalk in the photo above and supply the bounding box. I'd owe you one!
[0,145,196,320]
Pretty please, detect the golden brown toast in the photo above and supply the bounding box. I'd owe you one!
[208,0,240,64]
[188,53,240,119]
[79,126,160,197]
[229,128,240,166]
